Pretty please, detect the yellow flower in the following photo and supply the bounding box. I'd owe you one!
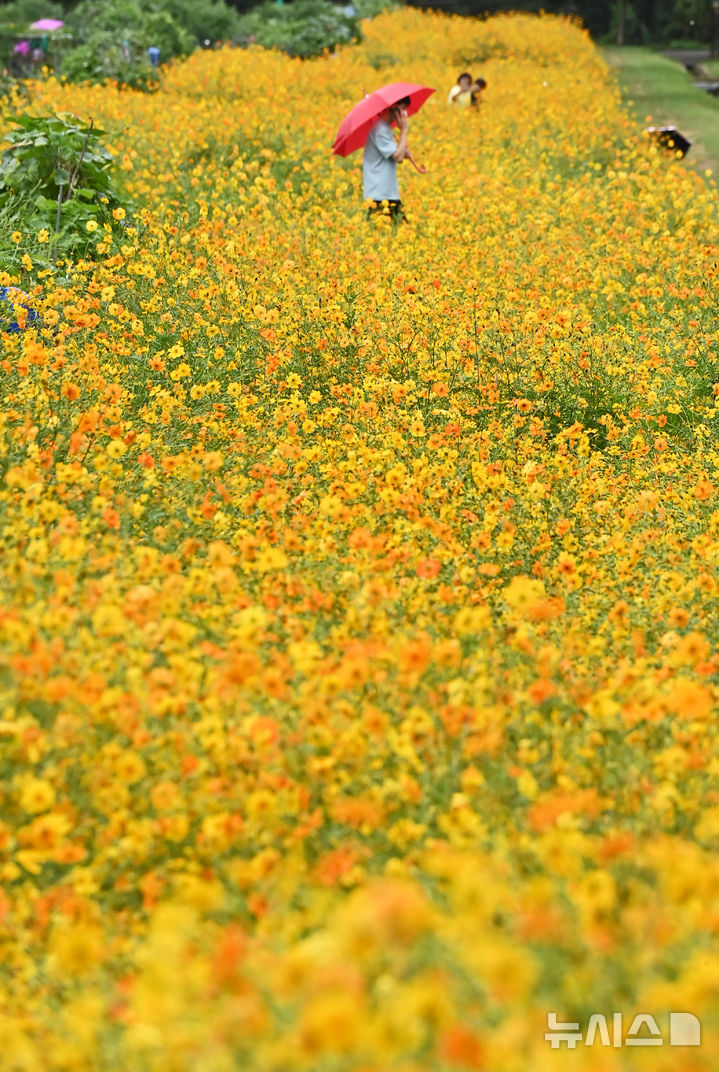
[48,921,104,977]
[299,991,364,1055]
[113,751,147,784]
[502,575,546,611]
[19,777,56,814]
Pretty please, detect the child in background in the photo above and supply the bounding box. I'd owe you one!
[471,77,487,106]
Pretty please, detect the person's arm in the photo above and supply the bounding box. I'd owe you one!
[391,108,409,162]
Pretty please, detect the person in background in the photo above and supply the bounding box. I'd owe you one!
[11,39,31,75]
[471,77,487,106]
[447,72,473,106]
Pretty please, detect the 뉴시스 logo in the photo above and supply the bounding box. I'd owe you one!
[545,1011,701,1049]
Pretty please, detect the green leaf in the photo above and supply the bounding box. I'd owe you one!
[0,111,129,263]
[35,195,59,211]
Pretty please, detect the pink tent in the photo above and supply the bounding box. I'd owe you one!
[29,18,64,31]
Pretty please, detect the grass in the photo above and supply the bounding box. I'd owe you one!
[602,45,719,177]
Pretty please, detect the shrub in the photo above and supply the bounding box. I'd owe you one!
[58,0,194,87]
[353,0,397,17]
[235,0,362,58]
[157,0,242,45]
[66,0,194,59]
[58,35,161,90]
[0,112,130,269]
[0,0,63,26]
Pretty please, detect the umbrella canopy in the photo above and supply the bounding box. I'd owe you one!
[332,81,434,157]
[30,18,64,31]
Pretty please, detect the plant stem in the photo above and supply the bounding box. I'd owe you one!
[66,119,94,201]
[52,182,64,266]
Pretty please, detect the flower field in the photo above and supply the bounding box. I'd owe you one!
[1,9,719,1069]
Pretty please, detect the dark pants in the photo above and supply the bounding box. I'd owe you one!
[367,199,406,222]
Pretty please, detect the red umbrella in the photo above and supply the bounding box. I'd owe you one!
[332,81,435,157]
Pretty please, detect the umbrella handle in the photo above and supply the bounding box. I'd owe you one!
[406,148,427,174]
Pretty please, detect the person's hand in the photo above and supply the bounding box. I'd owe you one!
[395,106,409,132]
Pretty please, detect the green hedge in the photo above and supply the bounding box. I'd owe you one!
[235,0,362,58]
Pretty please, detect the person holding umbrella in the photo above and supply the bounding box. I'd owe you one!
[363,97,410,221]
[332,82,433,222]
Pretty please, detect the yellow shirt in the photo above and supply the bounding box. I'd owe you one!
[448,86,472,106]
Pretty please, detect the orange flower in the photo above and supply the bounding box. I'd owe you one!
[212,925,248,985]
[313,846,360,886]
[399,633,433,675]
[330,795,384,830]
[693,475,715,500]
[102,506,120,530]
[527,677,557,704]
[439,1025,485,1069]
[416,557,442,579]
[528,788,604,832]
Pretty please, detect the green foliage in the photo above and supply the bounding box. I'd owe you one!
[401,0,716,45]
[66,0,194,58]
[0,1,65,80]
[157,0,242,44]
[236,0,362,58]
[0,70,31,104]
[0,113,130,269]
[57,0,194,88]
[352,0,398,16]
[58,37,161,90]
[0,0,63,26]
